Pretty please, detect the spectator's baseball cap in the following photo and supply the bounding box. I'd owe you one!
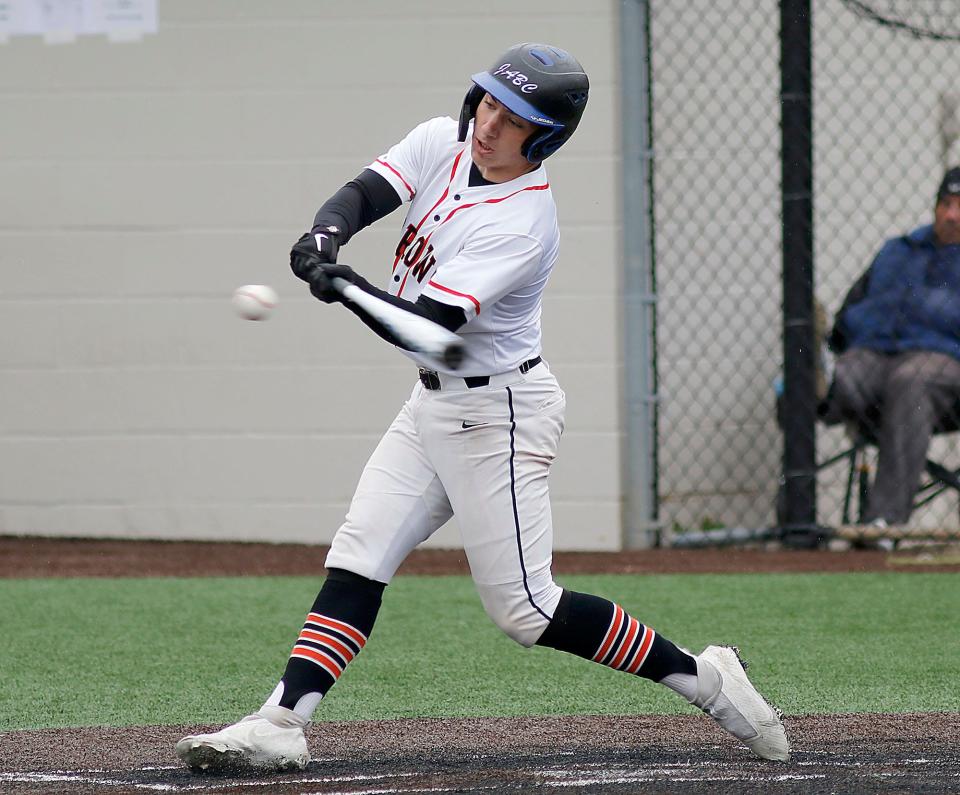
[937,166,960,202]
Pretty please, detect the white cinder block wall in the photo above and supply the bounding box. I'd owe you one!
[0,1,623,550]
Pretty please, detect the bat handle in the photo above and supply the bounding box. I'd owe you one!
[330,275,354,297]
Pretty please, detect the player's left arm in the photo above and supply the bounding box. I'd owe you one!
[308,262,467,349]
[306,229,542,346]
[296,166,468,346]
[419,232,544,323]
[301,216,541,350]
[292,118,443,286]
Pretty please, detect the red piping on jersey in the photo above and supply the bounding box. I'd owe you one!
[376,158,415,200]
[438,182,549,225]
[393,149,465,276]
[427,279,480,314]
[394,149,550,306]
[405,181,549,307]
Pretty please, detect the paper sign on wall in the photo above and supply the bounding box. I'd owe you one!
[0,0,157,43]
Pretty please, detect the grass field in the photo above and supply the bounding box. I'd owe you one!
[2,572,957,731]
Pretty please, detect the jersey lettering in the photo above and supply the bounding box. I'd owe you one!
[404,236,426,265]
[395,224,417,259]
[395,223,436,284]
[409,248,436,282]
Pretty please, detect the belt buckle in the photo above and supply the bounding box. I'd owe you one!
[519,356,541,374]
[419,368,441,390]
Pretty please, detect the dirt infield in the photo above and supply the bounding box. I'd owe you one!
[2,537,959,793]
[4,535,960,578]
[2,713,958,794]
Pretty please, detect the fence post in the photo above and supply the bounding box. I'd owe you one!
[780,0,819,546]
[620,0,659,548]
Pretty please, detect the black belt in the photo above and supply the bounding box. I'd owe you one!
[419,356,542,391]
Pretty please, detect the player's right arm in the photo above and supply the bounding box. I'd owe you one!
[290,169,401,282]
[290,118,468,345]
[290,117,443,283]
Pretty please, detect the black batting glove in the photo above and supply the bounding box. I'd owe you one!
[309,262,357,304]
[290,226,341,282]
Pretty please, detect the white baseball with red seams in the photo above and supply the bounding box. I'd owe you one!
[368,116,558,377]
[232,284,278,321]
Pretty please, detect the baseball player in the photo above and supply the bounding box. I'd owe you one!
[176,43,789,773]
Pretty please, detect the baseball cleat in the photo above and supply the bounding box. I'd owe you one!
[175,713,310,773]
[693,645,790,761]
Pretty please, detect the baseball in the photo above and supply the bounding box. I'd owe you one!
[232,284,278,321]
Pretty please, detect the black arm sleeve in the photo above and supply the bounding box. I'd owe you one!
[340,272,468,350]
[828,267,872,354]
[312,169,402,244]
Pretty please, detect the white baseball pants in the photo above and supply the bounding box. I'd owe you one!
[325,361,566,647]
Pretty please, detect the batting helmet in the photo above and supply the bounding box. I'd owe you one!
[457,43,589,163]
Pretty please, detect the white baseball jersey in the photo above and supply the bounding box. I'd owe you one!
[367,117,560,376]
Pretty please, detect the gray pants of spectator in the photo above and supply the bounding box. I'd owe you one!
[829,349,960,524]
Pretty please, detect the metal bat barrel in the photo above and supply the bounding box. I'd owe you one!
[332,277,466,370]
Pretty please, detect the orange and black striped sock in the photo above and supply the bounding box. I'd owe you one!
[536,590,696,681]
[274,568,384,717]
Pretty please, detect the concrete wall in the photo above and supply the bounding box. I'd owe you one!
[0,1,623,549]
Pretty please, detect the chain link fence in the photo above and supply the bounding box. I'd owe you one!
[648,0,960,545]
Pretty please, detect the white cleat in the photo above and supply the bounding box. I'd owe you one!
[175,713,310,773]
[693,645,790,761]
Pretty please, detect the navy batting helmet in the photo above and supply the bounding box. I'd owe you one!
[457,43,589,163]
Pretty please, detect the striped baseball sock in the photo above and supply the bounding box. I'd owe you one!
[536,590,696,682]
[261,568,384,722]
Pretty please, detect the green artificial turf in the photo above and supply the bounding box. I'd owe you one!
[1,572,957,730]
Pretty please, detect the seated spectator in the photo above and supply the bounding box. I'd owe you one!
[823,166,960,527]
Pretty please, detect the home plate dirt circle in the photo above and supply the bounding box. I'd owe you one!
[2,713,958,794]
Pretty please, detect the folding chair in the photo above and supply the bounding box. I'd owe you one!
[820,411,960,526]
[777,298,960,531]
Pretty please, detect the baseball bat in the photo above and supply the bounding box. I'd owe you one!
[331,276,466,370]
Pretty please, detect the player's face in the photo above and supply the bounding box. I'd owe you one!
[472,93,539,182]
[934,195,960,245]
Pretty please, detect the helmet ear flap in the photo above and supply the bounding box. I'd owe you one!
[457,84,486,142]
[535,136,565,161]
[522,128,563,164]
